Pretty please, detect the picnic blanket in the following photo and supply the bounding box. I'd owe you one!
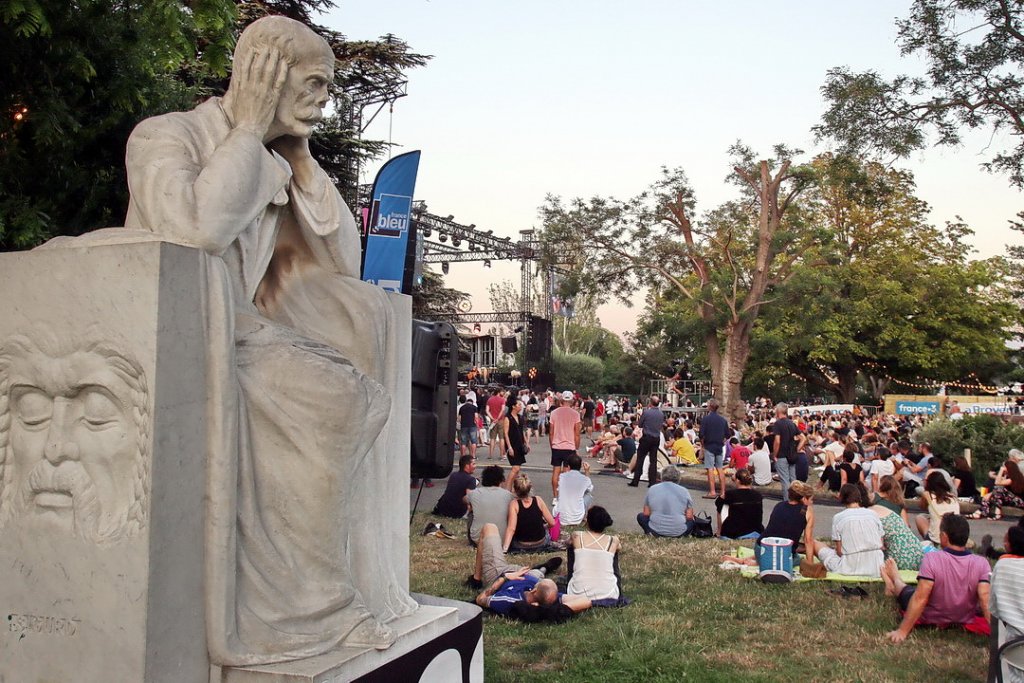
[728,547,919,584]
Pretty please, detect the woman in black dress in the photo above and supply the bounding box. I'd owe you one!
[503,399,528,486]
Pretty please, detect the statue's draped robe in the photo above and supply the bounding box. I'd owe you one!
[116,97,416,665]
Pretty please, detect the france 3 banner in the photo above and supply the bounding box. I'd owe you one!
[361,150,421,294]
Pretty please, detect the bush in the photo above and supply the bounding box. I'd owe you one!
[553,351,604,397]
[917,415,1024,480]
[915,418,966,463]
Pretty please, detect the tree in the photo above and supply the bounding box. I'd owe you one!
[411,268,468,320]
[0,0,429,250]
[815,0,1024,187]
[751,155,1013,401]
[541,145,817,421]
[0,0,236,248]
[552,351,604,397]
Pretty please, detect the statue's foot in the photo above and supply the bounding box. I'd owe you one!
[346,618,396,650]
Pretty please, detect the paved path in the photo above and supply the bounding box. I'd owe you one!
[411,439,1012,545]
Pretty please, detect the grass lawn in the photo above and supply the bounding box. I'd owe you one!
[410,513,989,682]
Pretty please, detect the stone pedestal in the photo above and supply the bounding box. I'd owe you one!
[220,596,483,683]
[0,242,208,682]
[0,241,483,683]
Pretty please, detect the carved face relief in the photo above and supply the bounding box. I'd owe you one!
[273,54,334,139]
[0,335,149,543]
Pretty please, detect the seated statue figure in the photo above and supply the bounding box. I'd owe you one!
[118,15,416,665]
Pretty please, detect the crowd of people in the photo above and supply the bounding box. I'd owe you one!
[426,386,1024,671]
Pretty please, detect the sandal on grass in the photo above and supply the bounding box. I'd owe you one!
[828,586,867,599]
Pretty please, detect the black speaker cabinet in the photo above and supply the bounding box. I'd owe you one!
[410,319,458,479]
[500,336,518,354]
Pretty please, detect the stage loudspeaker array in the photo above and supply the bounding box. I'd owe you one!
[525,316,553,363]
[500,336,518,354]
[410,319,458,479]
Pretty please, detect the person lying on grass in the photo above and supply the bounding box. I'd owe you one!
[469,523,591,616]
[882,513,991,643]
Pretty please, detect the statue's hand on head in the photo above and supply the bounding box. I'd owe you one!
[223,43,288,141]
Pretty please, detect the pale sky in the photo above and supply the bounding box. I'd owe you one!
[327,0,1023,338]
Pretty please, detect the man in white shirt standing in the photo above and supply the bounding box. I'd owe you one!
[557,454,594,525]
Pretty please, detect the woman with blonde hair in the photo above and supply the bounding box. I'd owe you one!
[503,474,557,552]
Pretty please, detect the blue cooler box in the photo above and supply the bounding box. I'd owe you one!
[758,536,794,583]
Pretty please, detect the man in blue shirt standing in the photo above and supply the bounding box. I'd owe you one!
[629,395,665,488]
[700,399,730,499]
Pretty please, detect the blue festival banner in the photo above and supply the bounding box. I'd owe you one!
[361,151,421,294]
[895,400,941,415]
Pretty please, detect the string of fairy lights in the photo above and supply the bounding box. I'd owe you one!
[860,362,1000,395]
[640,358,1004,397]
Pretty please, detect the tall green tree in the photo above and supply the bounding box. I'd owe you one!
[541,145,818,421]
[751,155,1015,401]
[0,0,236,248]
[0,0,428,250]
[816,0,1024,187]
[411,269,469,320]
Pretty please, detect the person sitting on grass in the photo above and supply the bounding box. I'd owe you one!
[466,465,514,547]
[715,468,764,540]
[722,481,815,567]
[636,465,694,537]
[504,474,558,552]
[806,483,884,578]
[882,513,991,643]
[871,475,924,571]
[432,454,477,518]
[469,523,591,616]
[916,471,960,545]
[566,506,622,602]
[873,473,910,524]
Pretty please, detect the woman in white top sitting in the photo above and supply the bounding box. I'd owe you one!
[566,506,621,602]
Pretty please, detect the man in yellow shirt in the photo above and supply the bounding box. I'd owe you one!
[670,428,699,465]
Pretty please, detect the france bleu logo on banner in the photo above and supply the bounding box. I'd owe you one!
[361,151,421,294]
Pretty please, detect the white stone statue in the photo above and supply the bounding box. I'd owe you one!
[118,15,415,666]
